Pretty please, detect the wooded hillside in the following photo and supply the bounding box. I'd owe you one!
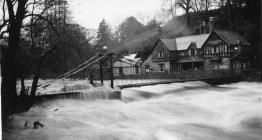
[114,3,260,67]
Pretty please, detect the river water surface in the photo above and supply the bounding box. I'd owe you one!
[3,81,262,140]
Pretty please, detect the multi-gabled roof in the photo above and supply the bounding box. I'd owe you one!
[160,33,210,51]
[175,34,210,50]
[158,30,250,52]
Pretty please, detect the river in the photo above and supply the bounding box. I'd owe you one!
[3,81,262,140]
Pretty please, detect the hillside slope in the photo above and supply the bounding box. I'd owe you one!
[114,8,259,62]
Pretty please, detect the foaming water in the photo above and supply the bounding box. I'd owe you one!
[3,81,262,140]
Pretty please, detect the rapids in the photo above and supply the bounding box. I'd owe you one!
[3,81,262,140]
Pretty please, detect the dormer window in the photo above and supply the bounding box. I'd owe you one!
[158,52,164,58]
[189,49,195,56]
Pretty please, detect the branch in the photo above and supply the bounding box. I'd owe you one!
[41,44,56,57]
[12,0,17,6]
[0,0,9,32]
[0,20,9,32]
[6,0,15,22]
[25,1,42,9]
[2,0,6,22]
[0,30,8,39]
[24,13,60,37]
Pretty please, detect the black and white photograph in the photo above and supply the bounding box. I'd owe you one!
[0,0,261,139]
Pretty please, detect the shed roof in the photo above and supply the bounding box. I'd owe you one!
[116,53,141,66]
[214,30,250,46]
[124,53,137,60]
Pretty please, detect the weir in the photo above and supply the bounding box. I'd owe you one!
[35,87,122,102]
[35,52,118,102]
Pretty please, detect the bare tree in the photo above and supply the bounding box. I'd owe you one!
[0,0,64,122]
[162,0,177,19]
[176,0,193,25]
[192,0,212,12]
[191,0,213,21]
[225,0,235,30]
[212,0,226,8]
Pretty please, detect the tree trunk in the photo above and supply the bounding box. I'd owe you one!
[30,47,56,97]
[1,17,26,118]
[227,0,235,30]
[30,57,44,97]
[20,77,26,97]
[1,45,18,121]
[1,0,29,123]
[186,10,190,26]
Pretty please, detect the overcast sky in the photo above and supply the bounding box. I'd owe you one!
[69,0,163,30]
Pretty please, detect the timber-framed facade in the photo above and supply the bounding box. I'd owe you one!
[142,30,251,73]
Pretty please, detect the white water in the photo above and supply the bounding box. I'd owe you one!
[3,81,262,140]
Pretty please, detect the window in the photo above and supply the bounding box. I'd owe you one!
[119,67,123,75]
[206,48,209,54]
[171,63,178,71]
[135,66,139,74]
[158,52,164,58]
[189,49,195,56]
[159,64,165,72]
[145,65,150,73]
[221,45,224,53]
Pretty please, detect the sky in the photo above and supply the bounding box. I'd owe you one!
[69,0,164,30]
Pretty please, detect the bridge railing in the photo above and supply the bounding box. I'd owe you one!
[114,69,240,80]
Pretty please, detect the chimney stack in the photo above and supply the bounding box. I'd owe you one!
[200,21,206,34]
[209,17,214,33]
[157,25,162,37]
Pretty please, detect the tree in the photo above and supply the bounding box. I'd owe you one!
[176,0,193,25]
[145,18,161,30]
[225,0,235,30]
[162,0,177,19]
[0,0,69,122]
[212,0,226,8]
[96,19,113,51]
[192,0,212,12]
[191,0,213,21]
[118,16,145,41]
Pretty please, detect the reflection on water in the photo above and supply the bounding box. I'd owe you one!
[3,81,262,140]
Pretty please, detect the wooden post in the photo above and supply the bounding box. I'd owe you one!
[110,54,114,88]
[100,60,104,85]
[89,73,94,85]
